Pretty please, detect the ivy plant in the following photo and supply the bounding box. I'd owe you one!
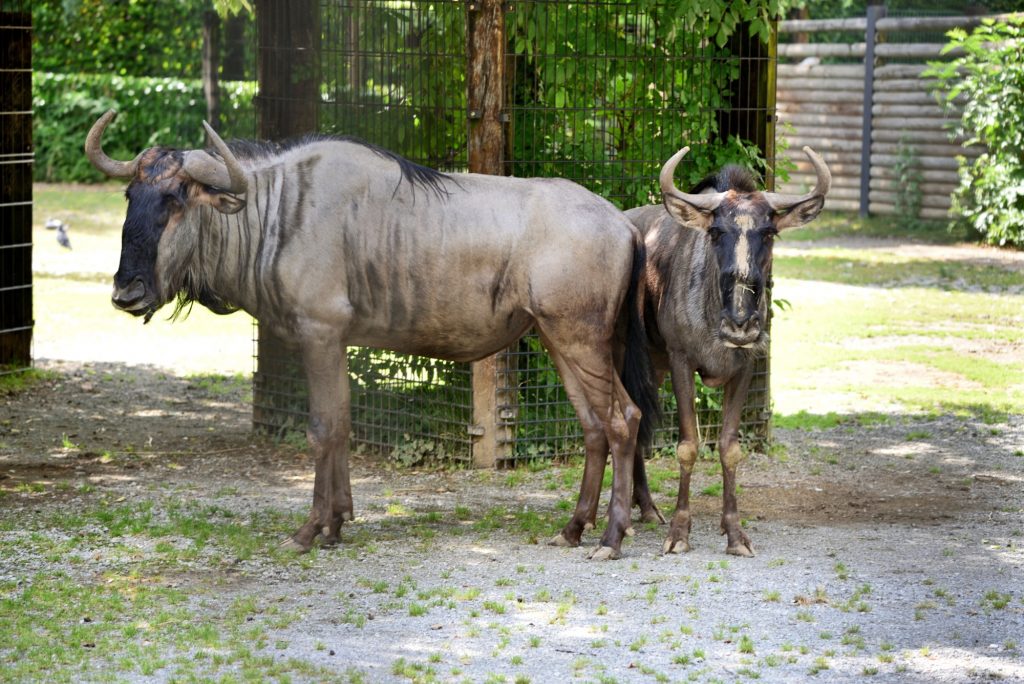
[927,15,1024,248]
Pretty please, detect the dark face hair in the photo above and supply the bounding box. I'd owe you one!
[691,166,776,339]
[114,148,187,313]
[707,196,777,331]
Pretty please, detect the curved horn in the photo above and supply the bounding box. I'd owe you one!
[182,121,248,194]
[764,146,831,211]
[85,110,142,178]
[659,146,726,213]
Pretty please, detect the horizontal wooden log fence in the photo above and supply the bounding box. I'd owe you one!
[775,11,1019,221]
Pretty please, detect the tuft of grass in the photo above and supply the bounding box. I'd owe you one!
[0,367,58,396]
[773,411,846,430]
[983,590,1011,610]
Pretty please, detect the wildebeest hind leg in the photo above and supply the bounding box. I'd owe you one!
[544,346,609,548]
[283,340,353,552]
[542,335,639,560]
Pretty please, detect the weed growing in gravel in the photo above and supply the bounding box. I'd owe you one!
[982,590,1012,610]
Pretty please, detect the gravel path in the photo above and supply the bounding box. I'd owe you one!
[2,363,1022,682]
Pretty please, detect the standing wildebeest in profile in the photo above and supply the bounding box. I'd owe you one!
[85,110,659,560]
[623,146,831,556]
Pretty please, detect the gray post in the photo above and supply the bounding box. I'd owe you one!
[859,4,885,217]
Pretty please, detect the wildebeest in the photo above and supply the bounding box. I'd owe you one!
[84,110,659,559]
[625,146,831,556]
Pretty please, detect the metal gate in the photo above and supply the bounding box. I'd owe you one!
[0,1,33,374]
[252,0,776,465]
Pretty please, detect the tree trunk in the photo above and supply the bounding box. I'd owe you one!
[202,8,221,133]
[222,12,249,80]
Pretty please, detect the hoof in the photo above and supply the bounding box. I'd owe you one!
[583,521,595,531]
[587,545,621,561]
[726,542,755,557]
[639,506,667,525]
[278,537,309,554]
[548,533,577,548]
[662,538,691,555]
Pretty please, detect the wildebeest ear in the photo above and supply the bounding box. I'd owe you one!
[194,187,247,215]
[663,194,714,231]
[774,195,825,231]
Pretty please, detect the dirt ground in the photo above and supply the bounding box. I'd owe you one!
[2,237,1023,682]
[2,361,1022,682]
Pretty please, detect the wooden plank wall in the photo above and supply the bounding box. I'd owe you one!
[777,61,864,211]
[774,14,1007,219]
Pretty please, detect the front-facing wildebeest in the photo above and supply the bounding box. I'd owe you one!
[85,110,659,560]
[625,146,831,556]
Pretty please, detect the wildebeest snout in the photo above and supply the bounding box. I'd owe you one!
[111,278,147,311]
[720,310,762,349]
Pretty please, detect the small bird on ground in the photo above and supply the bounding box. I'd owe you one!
[44,218,65,230]
[56,223,72,250]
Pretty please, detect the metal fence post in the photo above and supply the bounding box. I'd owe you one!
[467,0,513,467]
[859,4,886,217]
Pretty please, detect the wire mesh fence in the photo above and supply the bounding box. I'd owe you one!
[252,0,476,463]
[496,2,776,462]
[0,1,33,375]
[252,0,776,464]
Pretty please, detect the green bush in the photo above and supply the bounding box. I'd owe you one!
[33,72,256,182]
[33,0,253,79]
[928,16,1024,248]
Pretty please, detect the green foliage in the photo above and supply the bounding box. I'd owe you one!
[33,0,254,79]
[319,1,786,206]
[33,72,256,182]
[891,138,924,227]
[505,2,779,207]
[319,2,467,170]
[35,0,202,78]
[0,368,58,396]
[927,16,1024,248]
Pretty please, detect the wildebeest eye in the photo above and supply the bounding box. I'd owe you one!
[708,225,724,241]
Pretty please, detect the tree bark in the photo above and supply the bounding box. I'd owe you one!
[202,8,221,133]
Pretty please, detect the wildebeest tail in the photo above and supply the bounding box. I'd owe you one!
[621,233,661,451]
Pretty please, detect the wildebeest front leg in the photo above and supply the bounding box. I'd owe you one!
[664,354,700,554]
[718,366,755,557]
[284,340,353,552]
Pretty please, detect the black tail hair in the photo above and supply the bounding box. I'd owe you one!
[621,233,661,451]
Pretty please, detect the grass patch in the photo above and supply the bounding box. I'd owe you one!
[186,372,252,400]
[0,367,59,397]
[774,251,1020,291]
[771,269,1024,418]
[0,572,337,682]
[784,211,968,244]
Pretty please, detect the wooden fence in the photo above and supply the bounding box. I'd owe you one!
[775,11,1016,219]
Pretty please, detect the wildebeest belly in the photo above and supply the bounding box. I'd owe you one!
[349,304,535,362]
